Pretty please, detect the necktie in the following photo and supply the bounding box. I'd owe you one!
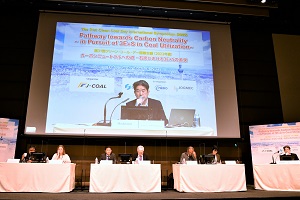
[139,155,142,161]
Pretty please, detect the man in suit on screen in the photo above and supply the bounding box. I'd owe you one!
[126,80,168,125]
[280,145,299,160]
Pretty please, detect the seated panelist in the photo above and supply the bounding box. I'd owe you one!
[180,146,197,163]
[51,145,71,163]
[100,146,117,164]
[20,146,36,163]
[208,145,221,164]
[132,145,150,163]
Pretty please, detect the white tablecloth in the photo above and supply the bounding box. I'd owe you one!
[0,163,76,192]
[253,164,300,191]
[89,164,161,192]
[172,164,247,192]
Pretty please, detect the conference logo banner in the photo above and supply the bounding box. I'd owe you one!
[249,122,300,165]
[0,118,19,162]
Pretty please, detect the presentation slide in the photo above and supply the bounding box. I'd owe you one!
[25,13,240,138]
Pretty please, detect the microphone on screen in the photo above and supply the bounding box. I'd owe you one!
[273,151,279,154]
[271,150,281,164]
[98,92,123,126]
[136,96,143,106]
[109,98,130,126]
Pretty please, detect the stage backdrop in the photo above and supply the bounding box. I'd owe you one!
[0,118,19,162]
[249,122,300,165]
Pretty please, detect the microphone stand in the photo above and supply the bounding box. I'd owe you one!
[97,92,123,126]
[270,151,279,164]
[270,154,276,164]
[109,98,130,126]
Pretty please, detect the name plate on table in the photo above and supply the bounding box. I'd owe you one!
[111,120,164,129]
[111,120,139,129]
[138,120,164,129]
[277,160,300,164]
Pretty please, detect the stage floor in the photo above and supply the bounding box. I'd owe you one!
[1,185,300,200]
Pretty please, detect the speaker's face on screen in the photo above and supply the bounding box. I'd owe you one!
[134,85,150,102]
[284,147,291,155]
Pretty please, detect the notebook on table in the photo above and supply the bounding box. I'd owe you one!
[167,109,195,127]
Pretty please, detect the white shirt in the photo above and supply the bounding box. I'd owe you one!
[51,153,71,163]
[135,99,148,106]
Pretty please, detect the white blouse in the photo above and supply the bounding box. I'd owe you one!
[51,153,71,163]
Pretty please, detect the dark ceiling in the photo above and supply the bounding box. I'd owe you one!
[1,0,299,34]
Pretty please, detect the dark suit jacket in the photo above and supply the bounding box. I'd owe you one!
[132,152,150,161]
[280,153,299,160]
[208,153,221,163]
[100,153,117,164]
[126,98,168,125]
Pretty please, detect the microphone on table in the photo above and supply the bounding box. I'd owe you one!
[271,151,280,164]
[108,98,130,126]
[97,92,123,126]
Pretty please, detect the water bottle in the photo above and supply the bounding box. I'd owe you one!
[95,157,98,164]
[194,114,200,127]
[182,158,186,164]
[46,157,49,163]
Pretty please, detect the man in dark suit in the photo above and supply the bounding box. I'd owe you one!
[208,145,221,164]
[125,80,168,125]
[280,145,299,160]
[100,146,117,164]
[132,145,150,163]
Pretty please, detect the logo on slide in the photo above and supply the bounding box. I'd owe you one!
[125,84,132,90]
[174,85,194,91]
[78,82,87,88]
[155,85,168,91]
[77,82,106,88]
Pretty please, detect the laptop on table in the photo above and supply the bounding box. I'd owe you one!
[167,109,195,127]
[121,106,151,120]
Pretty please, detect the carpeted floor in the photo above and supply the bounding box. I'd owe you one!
[1,185,300,200]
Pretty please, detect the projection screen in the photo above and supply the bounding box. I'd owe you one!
[25,12,240,138]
